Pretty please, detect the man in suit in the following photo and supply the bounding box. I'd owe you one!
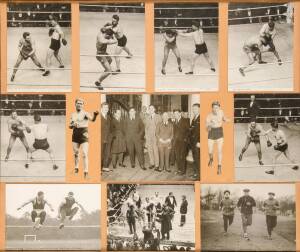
[173,109,190,175]
[124,107,146,170]
[179,195,188,226]
[165,192,177,212]
[101,102,112,172]
[247,95,260,121]
[190,103,200,179]
[144,105,162,171]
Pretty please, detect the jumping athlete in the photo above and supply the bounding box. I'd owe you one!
[265,121,299,175]
[178,20,215,74]
[17,191,54,230]
[259,20,282,65]
[26,114,58,170]
[161,28,182,75]
[239,36,267,77]
[105,14,133,74]
[58,191,85,229]
[43,17,67,76]
[238,120,272,165]
[5,109,31,168]
[206,101,230,175]
[94,27,117,90]
[70,98,99,178]
[10,32,45,82]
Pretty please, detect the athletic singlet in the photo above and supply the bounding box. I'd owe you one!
[19,38,33,55]
[63,197,75,209]
[32,198,46,210]
[30,123,48,140]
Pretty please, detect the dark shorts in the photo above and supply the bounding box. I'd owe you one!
[195,43,208,55]
[249,135,260,144]
[11,131,25,139]
[208,127,223,140]
[262,36,275,50]
[33,139,50,150]
[241,213,252,226]
[117,35,127,47]
[165,41,177,49]
[20,52,36,61]
[72,127,89,144]
[274,143,288,153]
[50,38,61,51]
[96,52,112,65]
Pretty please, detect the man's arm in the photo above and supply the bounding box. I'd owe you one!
[28,40,36,56]
[163,33,176,43]
[177,30,194,37]
[17,199,33,210]
[45,200,54,211]
[85,111,99,122]
[7,120,16,134]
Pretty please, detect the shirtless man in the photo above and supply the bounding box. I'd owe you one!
[265,121,299,174]
[178,20,215,74]
[239,36,266,77]
[161,28,182,75]
[70,98,99,178]
[238,120,272,165]
[5,109,31,168]
[58,191,85,229]
[94,27,117,90]
[105,14,133,74]
[10,32,45,82]
[259,20,282,65]
[206,101,230,175]
[43,17,67,76]
[26,114,58,170]
[17,191,54,230]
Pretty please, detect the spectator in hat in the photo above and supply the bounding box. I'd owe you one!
[219,190,235,235]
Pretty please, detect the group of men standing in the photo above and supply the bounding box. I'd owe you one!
[101,102,200,179]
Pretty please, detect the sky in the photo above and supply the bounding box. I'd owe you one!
[6,184,101,218]
[201,184,295,199]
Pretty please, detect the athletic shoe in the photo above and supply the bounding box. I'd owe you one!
[278,59,282,65]
[84,172,88,179]
[59,65,65,68]
[95,81,104,90]
[161,69,166,75]
[4,156,9,162]
[185,71,193,75]
[259,160,264,166]
[238,153,243,161]
[59,223,64,229]
[112,69,121,75]
[292,165,299,170]
[211,68,216,72]
[42,70,50,76]
[265,170,274,175]
[53,164,58,170]
[39,68,46,72]
[126,54,133,59]
[258,61,267,64]
[239,68,245,77]
[10,75,15,82]
[178,66,182,72]
[25,163,29,168]
[217,165,222,175]
[208,158,213,167]
[74,168,79,174]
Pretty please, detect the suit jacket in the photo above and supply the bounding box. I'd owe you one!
[165,195,177,209]
[144,113,162,140]
[124,116,145,141]
[173,117,190,145]
[101,114,111,144]
[190,115,200,146]
[180,199,188,214]
[247,101,260,119]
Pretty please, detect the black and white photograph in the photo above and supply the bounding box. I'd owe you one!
[201,184,296,252]
[154,3,219,92]
[80,3,145,92]
[234,94,300,181]
[5,183,101,250]
[228,3,294,91]
[101,94,200,181]
[7,3,71,92]
[107,184,195,251]
[0,94,66,182]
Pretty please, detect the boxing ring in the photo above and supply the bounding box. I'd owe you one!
[234,100,300,181]
[6,9,72,92]
[80,5,145,92]
[154,5,219,92]
[0,115,66,182]
[228,4,293,91]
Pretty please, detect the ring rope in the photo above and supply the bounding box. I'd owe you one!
[8,20,70,23]
[155,7,218,10]
[235,97,300,101]
[80,85,145,89]
[155,17,218,20]
[80,71,144,75]
[7,11,71,14]
[229,14,287,21]
[229,60,292,70]
[8,67,71,71]
[229,4,287,12]
[8,83,72,87]
[80,54,144,58]
[156,73,217,77]
[80,4,144,8]
[229,76,292,86]
[235,107,300,110]
[155,26,219,29]
[236,163,299,168]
